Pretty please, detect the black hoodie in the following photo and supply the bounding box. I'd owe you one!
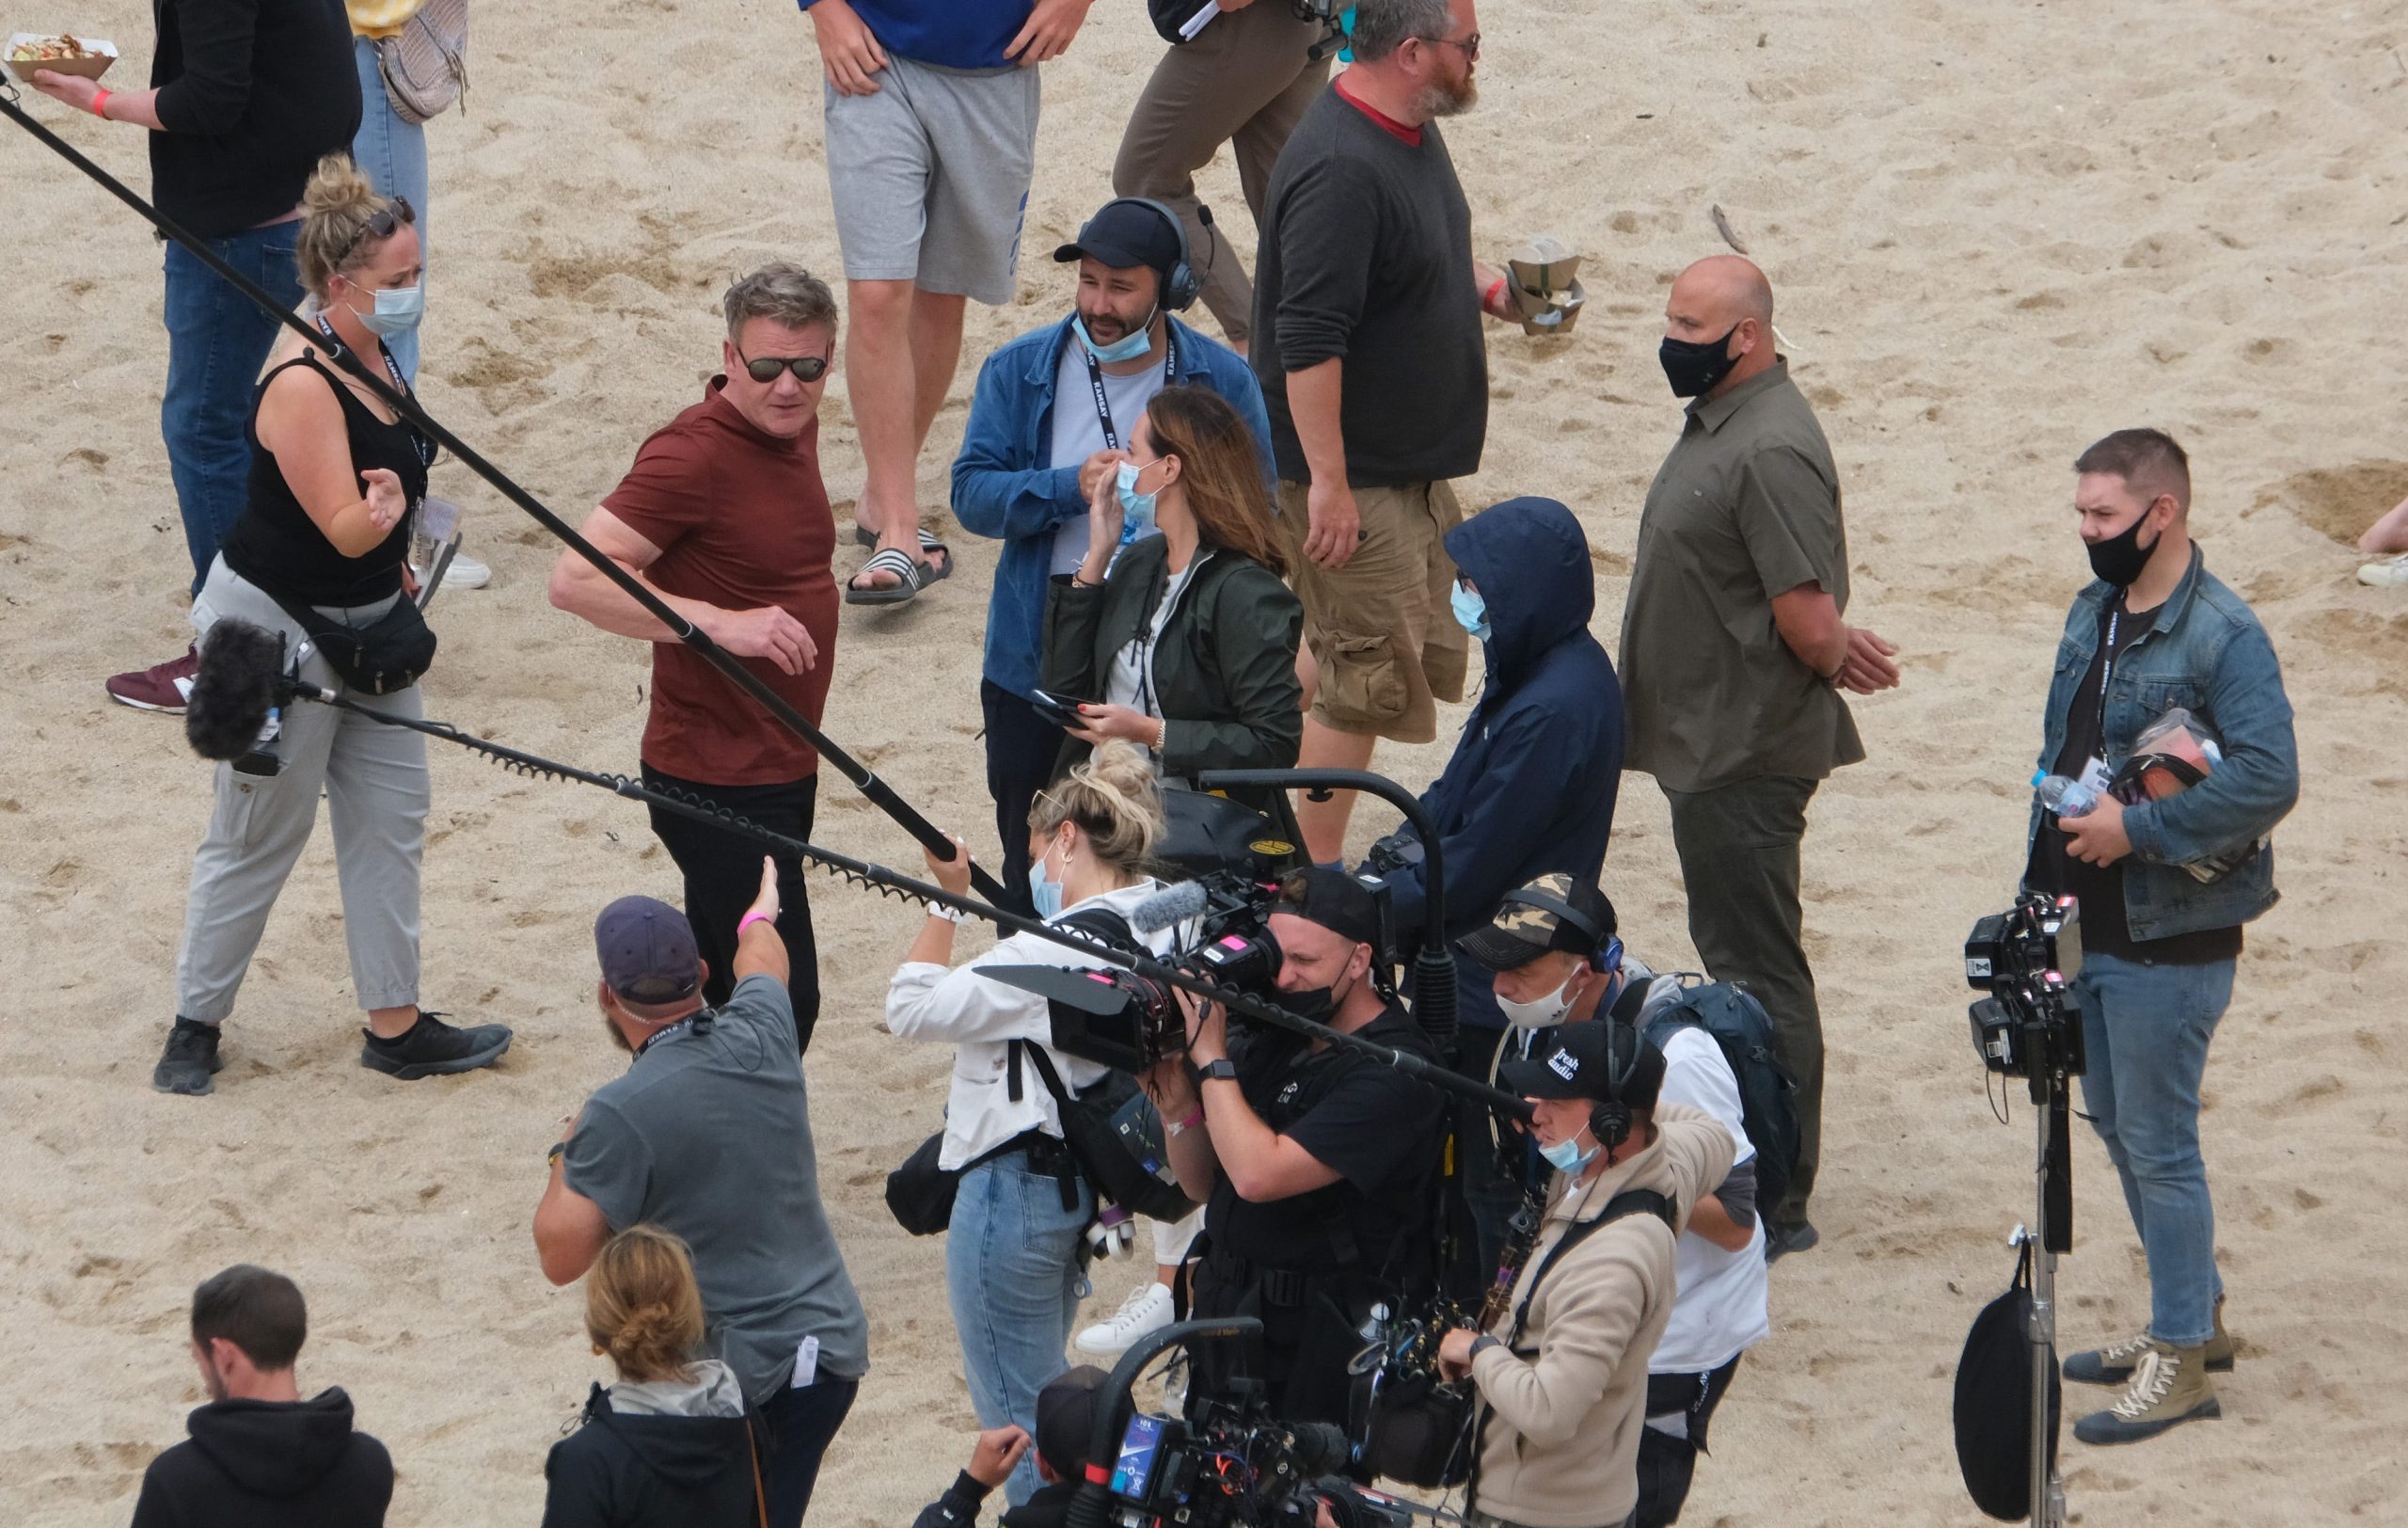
[541,1383,765,1528]
[130,1387,392,1528]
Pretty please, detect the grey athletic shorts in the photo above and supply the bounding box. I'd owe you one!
[822,54,1040,306]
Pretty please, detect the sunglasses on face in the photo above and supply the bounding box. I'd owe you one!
[735,345,831,384]
[1428,31,1480,58]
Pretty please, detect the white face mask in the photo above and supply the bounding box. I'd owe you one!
[1496,971,1577,1029]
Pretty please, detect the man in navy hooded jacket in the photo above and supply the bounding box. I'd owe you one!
[1363,496,1624,1266]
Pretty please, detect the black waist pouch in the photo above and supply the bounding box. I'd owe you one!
[270,587,436,695]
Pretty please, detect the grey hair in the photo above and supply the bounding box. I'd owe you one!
[1348,0,1456,62]
[721,262,837,341]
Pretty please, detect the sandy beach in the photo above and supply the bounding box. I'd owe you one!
[3,1,2406,1522]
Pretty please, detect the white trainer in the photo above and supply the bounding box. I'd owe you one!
[2358,552,2408,588]
[1074,1281,1174,1358]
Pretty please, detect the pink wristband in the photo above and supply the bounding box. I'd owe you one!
[1483,276,1507,316]
[90,88,112,119]
[737,910,774,935]
[1167,1108,1205,1138]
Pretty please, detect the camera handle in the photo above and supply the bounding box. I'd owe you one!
[1195,768,1458,1048]
[1067,1315,1264,1528]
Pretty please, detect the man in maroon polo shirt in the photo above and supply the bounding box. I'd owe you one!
[547,263,841,1050]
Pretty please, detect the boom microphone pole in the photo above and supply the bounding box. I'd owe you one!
[0,79,1007,907]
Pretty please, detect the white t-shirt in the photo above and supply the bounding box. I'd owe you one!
[1104,560,1201,723]
[1649,1025,1772,1377]
[1046,338,1171,575]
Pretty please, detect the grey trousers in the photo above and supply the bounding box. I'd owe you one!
[1661,774,1824,1225]
[174,556,428,1023]
[1112,0,1328,345]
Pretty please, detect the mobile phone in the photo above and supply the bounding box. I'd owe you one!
[1029,688,1088,730]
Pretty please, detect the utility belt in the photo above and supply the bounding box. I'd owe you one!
[1199,1247,1374,1313]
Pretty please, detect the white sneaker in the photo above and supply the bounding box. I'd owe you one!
[1075,1281,1174,1358]
[441,549,493,590]
[2358,552,2408,588]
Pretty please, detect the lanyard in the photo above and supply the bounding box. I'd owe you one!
[313,315,436,469]
[1082,328,1178,453]
[2095,601,2129,745]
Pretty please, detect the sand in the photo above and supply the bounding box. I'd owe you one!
[4,1,2407,1522]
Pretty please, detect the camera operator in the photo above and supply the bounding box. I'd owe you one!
[1142,868,1446,1425]
[913,1366,1109,1528]
[2024,430,2296,1445]
[1433,1023,1735,1528]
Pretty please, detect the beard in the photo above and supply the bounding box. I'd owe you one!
[1078,297,1153,344]
[603,1010,634,1054]
[1419,72,1478,119]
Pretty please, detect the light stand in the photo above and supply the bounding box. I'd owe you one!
[2017,984,2078,1528]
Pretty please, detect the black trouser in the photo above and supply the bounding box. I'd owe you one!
[1190,1253,1361,1429]
[1451,1025,1533,1276]
[759,1374,858,1528]
[981,678,1056,917]
[1661,775,1823,1224]
[642,763,820,1053]
[1635,1354,1743,1527]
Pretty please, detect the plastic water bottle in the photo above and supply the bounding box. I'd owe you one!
[2032,771,2099,817]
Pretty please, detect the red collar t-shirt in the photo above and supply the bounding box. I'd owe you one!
[602,378,839,786]
[1333,72,1423,147]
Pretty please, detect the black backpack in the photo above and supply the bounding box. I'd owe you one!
[1625,976,1803,1220]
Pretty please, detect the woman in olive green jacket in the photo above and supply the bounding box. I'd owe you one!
[1042,384,1303,793]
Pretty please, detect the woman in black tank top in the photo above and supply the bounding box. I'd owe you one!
[156,157,514,1100]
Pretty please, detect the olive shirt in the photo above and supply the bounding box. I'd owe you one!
[1618,359,1864,793]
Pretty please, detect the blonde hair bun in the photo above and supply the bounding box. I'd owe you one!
[296,153,410,301]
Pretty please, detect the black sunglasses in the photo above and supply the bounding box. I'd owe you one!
[735,345,831,384]
[343,196,417,260]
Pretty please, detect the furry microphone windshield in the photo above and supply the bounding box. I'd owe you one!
[184,620,290,760]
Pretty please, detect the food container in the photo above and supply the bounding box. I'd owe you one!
[6,32,119,82]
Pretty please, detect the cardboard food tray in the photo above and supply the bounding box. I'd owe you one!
[6,33,118,81]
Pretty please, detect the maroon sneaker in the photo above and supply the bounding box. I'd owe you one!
[105,645,200,713]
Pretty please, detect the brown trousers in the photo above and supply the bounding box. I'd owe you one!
[1112,2,1330,345]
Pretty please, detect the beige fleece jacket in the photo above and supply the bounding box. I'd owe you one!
[1465,1104,1737,1528]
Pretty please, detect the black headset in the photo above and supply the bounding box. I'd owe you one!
[1591,1021,1639,1155]
[1096,197,1203,312]
[1497,883,1624,976]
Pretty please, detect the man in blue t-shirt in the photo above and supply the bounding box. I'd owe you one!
[800,0,1097,608]
[534,860,869,1528]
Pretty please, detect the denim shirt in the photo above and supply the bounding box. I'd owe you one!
[949,314,1274,699]
[2023,546,2298,941]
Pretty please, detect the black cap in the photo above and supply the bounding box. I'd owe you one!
[1460,873,1616,971]
[1034,1364,1110,1478]
[594,895,702,1005]
[1498,1021,1664,1109]
[1274,867,1383,950]
[1054,199,1183,286]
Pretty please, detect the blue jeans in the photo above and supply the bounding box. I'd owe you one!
[2072,948,2233,1346]
[947,1147,1091,1504]
[350,35,428,381]
[162,226,303,596]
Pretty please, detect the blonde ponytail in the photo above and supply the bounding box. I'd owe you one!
[584,1225,705,1385]
[295,154,413,300]
[1031,740,1164,877]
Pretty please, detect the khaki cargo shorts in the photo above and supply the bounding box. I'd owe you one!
[1275,478,1468,744]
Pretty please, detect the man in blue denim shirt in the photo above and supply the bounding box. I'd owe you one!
[952,198,1271,906]
[2021,428,2298,1446]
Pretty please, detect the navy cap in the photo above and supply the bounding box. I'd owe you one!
[1054,199,1183,284]
[1034,1364,1109,1478]
[594,896,701,1005]
[1499,1021,1665,1109]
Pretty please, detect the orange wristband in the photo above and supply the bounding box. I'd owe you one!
[1483,276,1507,316]
[90,88,112,119]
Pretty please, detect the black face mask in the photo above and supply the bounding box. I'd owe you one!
[1659,325,1742,398]
[2086,504,2162,588]
[1278,961,1356,1025]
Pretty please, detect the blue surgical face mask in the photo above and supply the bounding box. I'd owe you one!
[1450,581,1491,642]
[352,281,424,338]
[1074,310,1154,364]
[1539,1127,1598,1175]
[1116,458,1162,540]
[1027,843,1065,921]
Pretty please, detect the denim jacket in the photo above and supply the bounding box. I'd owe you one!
[2024,546,2298,940]
[949,314,1273,699]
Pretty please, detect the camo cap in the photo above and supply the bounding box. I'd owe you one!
[1459,873,1616,971]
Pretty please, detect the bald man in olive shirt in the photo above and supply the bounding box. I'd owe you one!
[1618,256,1898,1259]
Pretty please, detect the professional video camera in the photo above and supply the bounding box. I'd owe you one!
[1962,892,2084,1079]
[1073,1318,1418,1528]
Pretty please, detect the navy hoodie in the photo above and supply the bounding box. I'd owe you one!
[130,1387,392,1528]
[1377,497,1624,1028]
[540,1383,764,1528]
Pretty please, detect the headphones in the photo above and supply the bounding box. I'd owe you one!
[1590,1021,1639,1156]
[1098,197,1203,312]
[1497,884,1623,976]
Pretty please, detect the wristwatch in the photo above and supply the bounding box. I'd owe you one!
[1469,1334,1502,1361]
[1194,1058,1239,1085]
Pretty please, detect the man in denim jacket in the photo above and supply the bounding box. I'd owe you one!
[2022,428,2297,1446]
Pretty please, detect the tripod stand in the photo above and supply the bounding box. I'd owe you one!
[2013,994,2080,1528]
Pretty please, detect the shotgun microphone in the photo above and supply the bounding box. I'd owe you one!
[184,619,293,761]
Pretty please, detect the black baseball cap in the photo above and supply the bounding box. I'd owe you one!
[1460,873,1617,971]
[1034,1364,1110,1478]
[1054,199,1183,285]
[594,895,701,1005]
[1499,1021,1664,1109]
[1273,867,1383,950]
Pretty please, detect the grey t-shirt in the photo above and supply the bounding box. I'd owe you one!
[1046,339,1171,574]
[564,975,869,1403]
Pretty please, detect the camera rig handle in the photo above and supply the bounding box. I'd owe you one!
[1195,768,1459,1048]
[1068,1315,1265,1528]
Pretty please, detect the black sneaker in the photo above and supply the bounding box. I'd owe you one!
[358,1010,513,1080]
[153,1018,225,1095]
[1765,1219,1820,1264]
